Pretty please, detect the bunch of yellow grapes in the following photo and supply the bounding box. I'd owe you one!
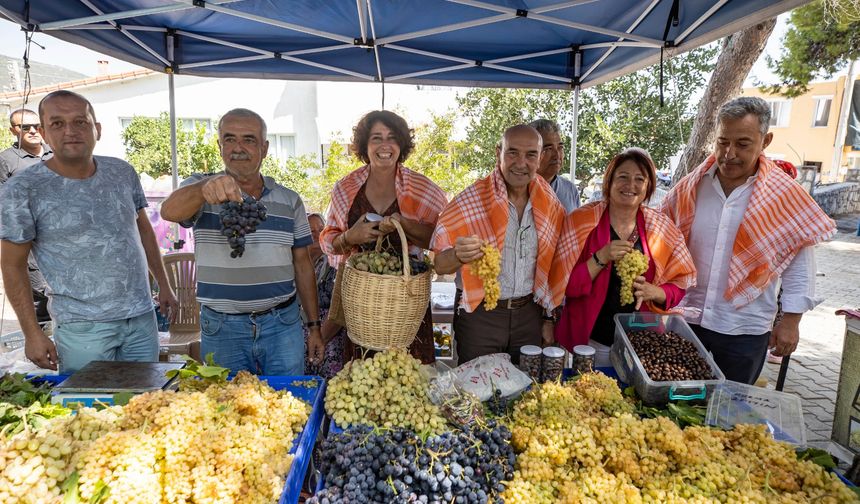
[616,249,648,305]
[325,349,448,433]
[0,372,310,504]
[473,243,501,310]
[502,373,859,504]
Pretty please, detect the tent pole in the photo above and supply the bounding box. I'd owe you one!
[830,59,856,183]
[569,85,580,180]
[169,72,178,190]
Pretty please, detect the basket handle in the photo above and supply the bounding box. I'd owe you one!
[374,218,412,279]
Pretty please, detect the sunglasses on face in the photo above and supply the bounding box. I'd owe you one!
[13,124,40,131]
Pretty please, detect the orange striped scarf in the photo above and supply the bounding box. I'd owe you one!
[321,164,447,268]
[565,201,697,313]
[660,154,835,307]
[431,168,569,312]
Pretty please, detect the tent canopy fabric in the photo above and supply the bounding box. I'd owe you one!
[0,0,805,90]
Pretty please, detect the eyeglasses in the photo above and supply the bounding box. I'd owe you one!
[13,123,40,131]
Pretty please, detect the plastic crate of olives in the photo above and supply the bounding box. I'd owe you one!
[610,313,725,405]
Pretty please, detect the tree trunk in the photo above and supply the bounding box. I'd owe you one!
[673,19,778,182]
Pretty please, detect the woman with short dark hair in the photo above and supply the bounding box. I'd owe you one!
[320,110,447,363]
[555,148,697,365]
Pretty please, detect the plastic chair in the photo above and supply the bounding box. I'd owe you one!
[162,253,200,351]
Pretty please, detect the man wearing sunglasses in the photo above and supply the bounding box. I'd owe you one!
[0,108,52,183]
[0,108,54,326]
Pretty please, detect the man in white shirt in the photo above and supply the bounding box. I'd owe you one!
[660,97,835,384]
[529,119,579,213]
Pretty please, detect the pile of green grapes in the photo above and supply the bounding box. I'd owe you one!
[616,249,649,305]
[325,350,448,434]
[0,372,310,504]
[348,251,431,276]
[502,374,858,503]
[473,244,501,310]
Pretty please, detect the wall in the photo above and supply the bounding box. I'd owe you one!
[20,74,322,162]
[812,182,860,216]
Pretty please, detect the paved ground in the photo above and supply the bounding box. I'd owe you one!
[759,213,860,456]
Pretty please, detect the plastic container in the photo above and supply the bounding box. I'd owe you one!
[610,313,725,405]
[541,347,565,382]
[573,345,596,375]
[706,380,806,447]
[519,345,542,382]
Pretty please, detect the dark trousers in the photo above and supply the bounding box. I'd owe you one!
[453,290,542,366]
[689,324,770,385]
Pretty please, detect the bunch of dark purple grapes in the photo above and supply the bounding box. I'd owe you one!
[219,195,267,258]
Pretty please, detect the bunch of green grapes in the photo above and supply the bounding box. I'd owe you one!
[850,429,860,450]
[0,372,310,504]
[616,249,648,305]
[325,349,448,433]
[473,243,501,310]
[501,373,860,504]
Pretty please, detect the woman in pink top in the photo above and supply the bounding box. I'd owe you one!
[555,149,697,365]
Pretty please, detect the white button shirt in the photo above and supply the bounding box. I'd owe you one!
[681,164,818,335]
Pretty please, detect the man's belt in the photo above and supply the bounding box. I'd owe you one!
[497,294,533,310]
[248,296,296,316]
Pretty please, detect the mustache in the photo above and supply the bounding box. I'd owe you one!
[230,153,251,160]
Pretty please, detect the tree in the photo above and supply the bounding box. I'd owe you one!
[673,19,777,182]
[764,0,860,98]
[458,46,718,188]
[407,112,477,197]
[122,112,221,178]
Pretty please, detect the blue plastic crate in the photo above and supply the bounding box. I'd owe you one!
[29,373,325,504]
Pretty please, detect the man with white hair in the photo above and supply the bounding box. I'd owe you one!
[661,97,835,384]
[529,119,579,213]
[161,108,323,375]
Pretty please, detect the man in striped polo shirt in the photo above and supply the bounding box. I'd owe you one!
[161,108,323,375]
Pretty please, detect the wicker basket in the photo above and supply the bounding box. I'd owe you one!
[342,219,431,350]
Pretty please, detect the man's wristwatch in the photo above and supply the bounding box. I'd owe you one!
[305,320,322,328]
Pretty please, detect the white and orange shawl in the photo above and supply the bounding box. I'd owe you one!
[660,154,836,307]
[320,164,447,268]
[431,168,573,312]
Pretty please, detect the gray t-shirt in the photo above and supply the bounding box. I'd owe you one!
[0,156,153,323]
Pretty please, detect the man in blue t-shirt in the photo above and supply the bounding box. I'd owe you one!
[0,90,178,373]
[160,108,323,376]
[529,119,580,213]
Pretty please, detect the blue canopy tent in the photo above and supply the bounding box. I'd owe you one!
[0,0,807,187]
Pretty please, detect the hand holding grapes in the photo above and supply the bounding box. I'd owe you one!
[201,174,243,204]
[453,235,484,264]
[597,239,634,264]
[632,276,666,310]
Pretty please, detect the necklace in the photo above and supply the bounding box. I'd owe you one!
[612,222,639,244]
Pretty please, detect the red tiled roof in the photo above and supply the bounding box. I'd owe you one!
[0,68,157,100]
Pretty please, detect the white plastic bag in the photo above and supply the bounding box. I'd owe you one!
[452,353,531,401]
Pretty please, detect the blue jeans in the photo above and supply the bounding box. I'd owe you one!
[54,310,159,374]
[200,302,305,376]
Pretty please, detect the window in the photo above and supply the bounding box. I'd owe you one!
[266,134,296,160]
[768,100,792,128]
[812,96,832,127]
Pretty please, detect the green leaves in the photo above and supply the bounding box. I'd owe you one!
[165,353,230,391]
[122,113,220,179]
[796,447,837,470]
[0,373,72,437]
[61,473,111,504]
[456,46,718,189]
[764,0,860,98]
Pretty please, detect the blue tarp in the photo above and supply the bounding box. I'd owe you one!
[0,0,806,90]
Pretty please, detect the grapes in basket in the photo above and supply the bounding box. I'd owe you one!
[348,251,431,276]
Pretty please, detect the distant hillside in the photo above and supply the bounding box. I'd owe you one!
[0,54,87,94]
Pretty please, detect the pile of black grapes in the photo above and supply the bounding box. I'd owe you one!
[219,195,267,258]
[308,421,515,504]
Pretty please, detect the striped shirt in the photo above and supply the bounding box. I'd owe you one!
[180,172,312,314]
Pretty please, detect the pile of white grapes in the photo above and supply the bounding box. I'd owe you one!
[0,372,310,504]
[501,373,859,504]
[473,243,501,310]
[325,350,448,434]
[616,249,649,305]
